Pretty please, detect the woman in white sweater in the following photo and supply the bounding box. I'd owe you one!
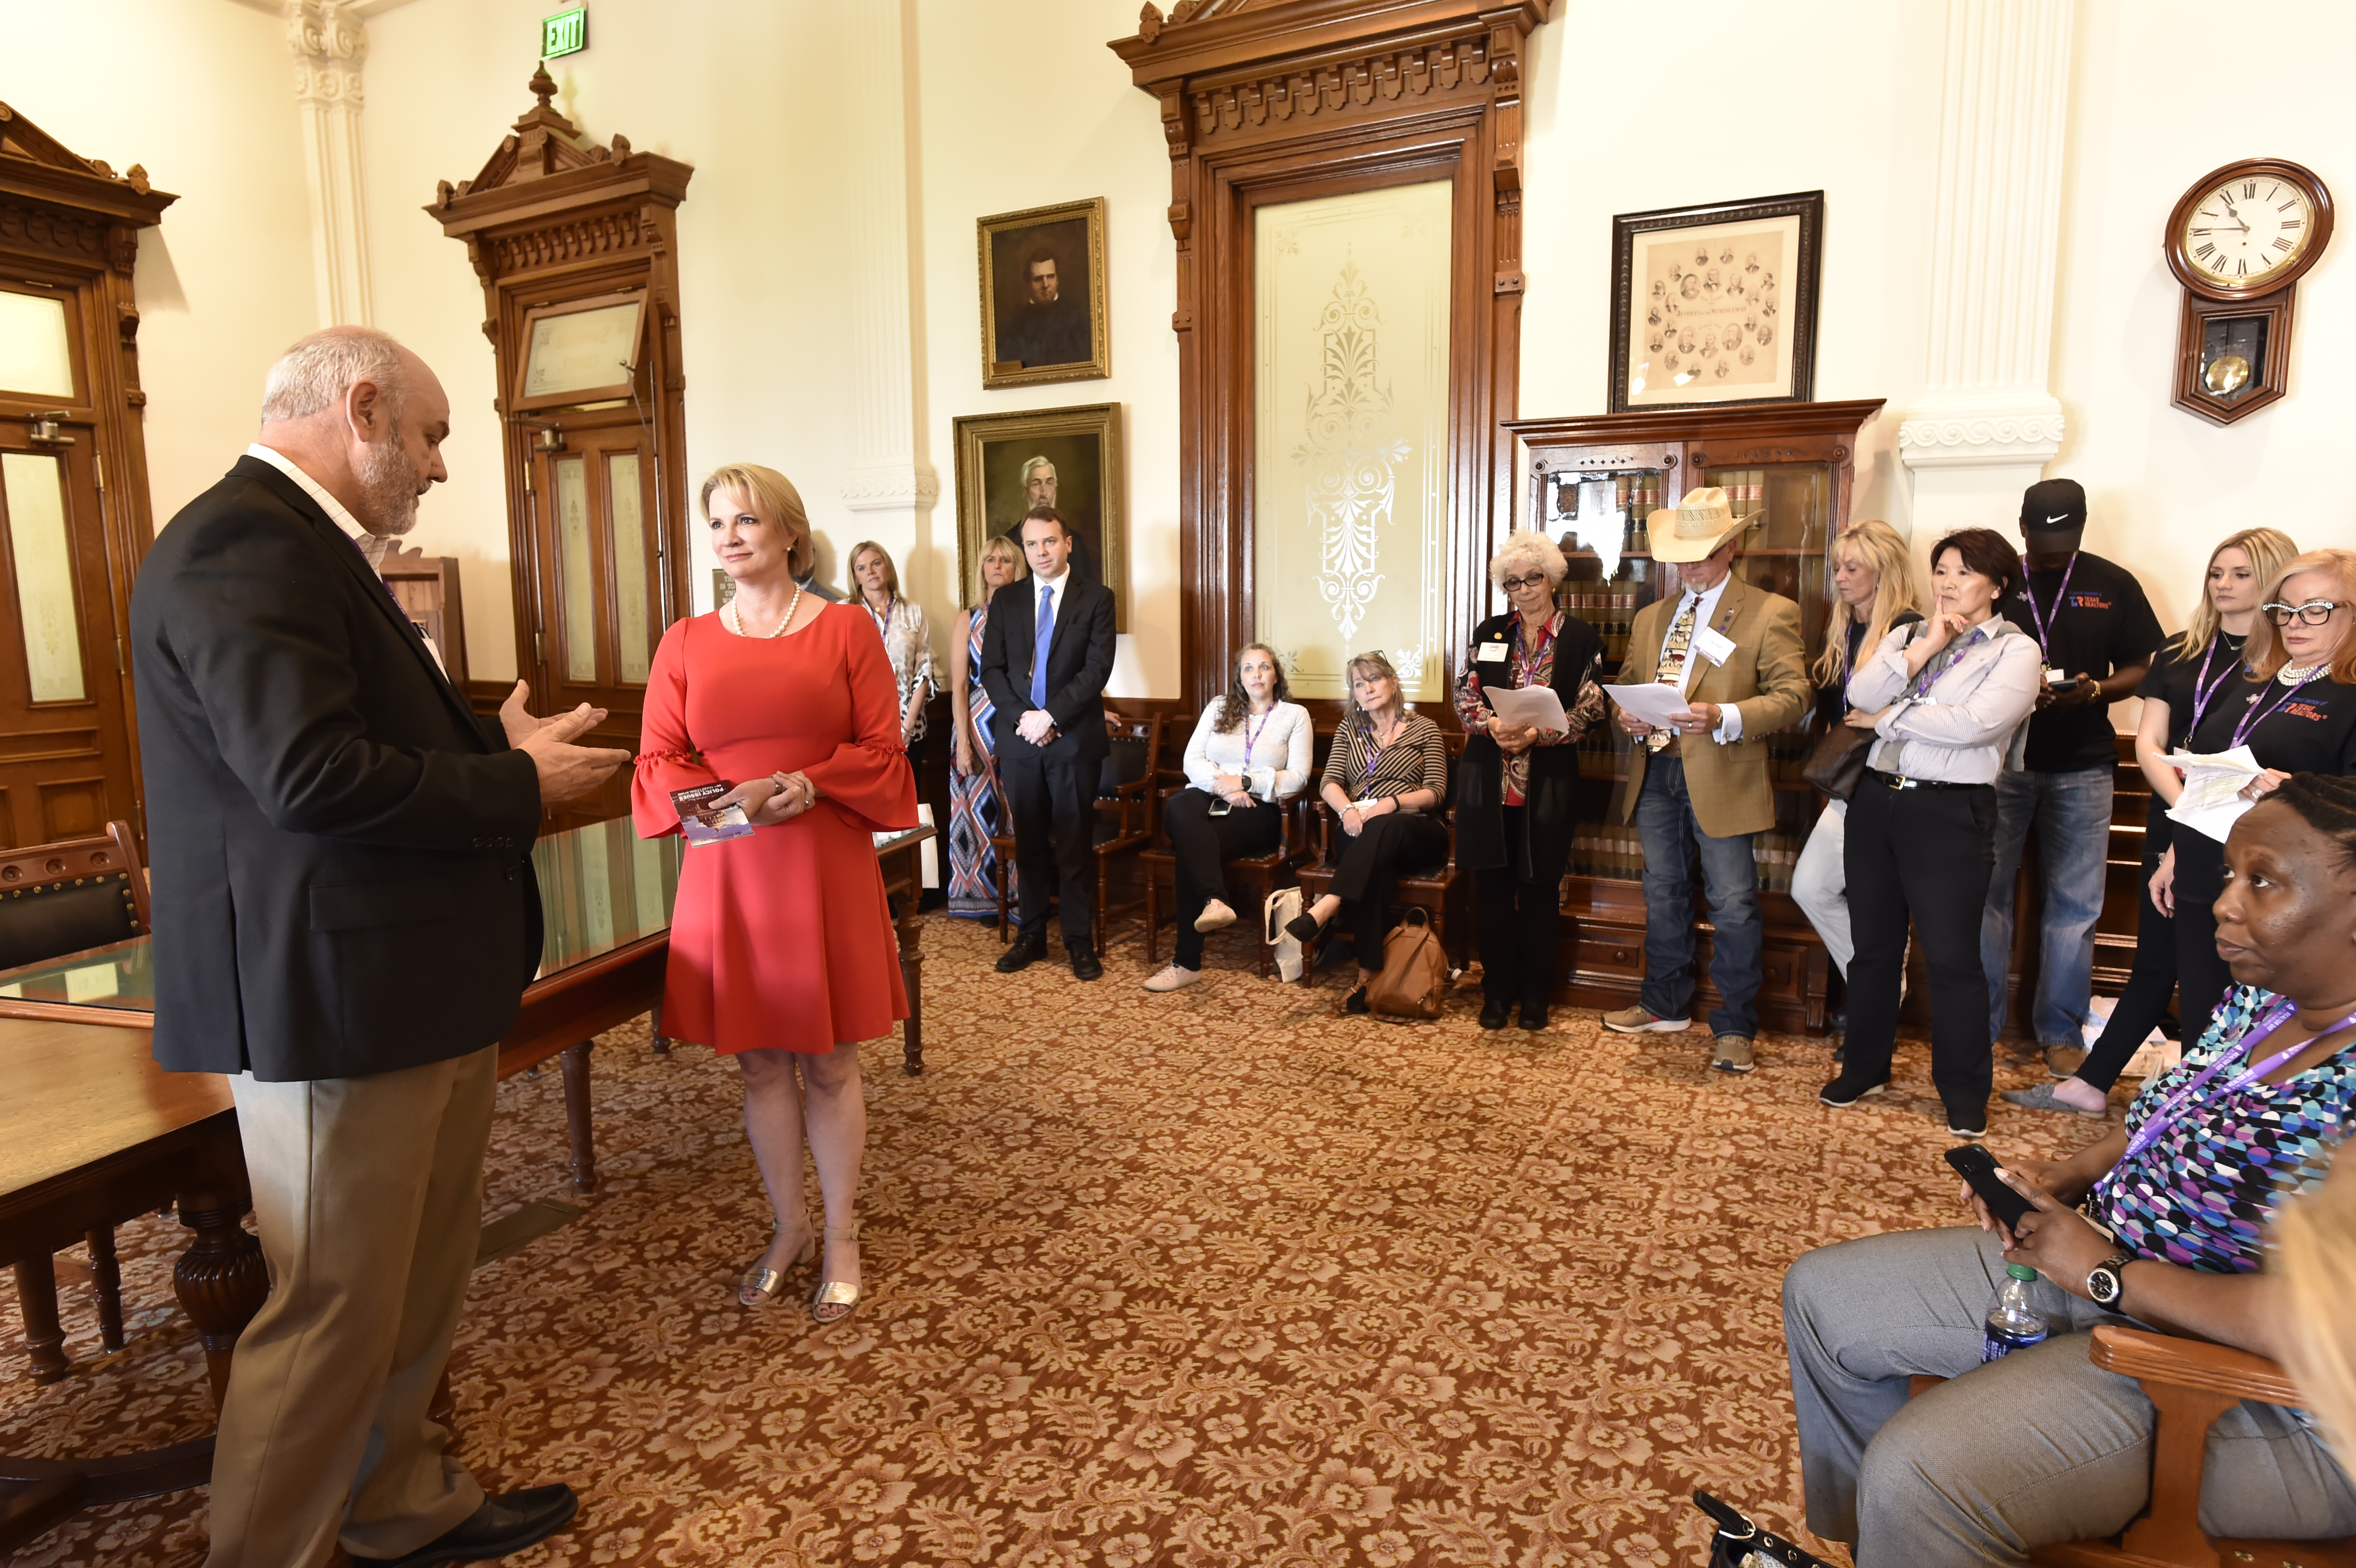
[1144,643,1314,991]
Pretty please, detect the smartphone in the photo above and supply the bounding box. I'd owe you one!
[1944,1144,2038,1232]
[1207,797,1233,817]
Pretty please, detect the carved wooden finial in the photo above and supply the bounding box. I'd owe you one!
[436,178,457,207]
[610,132,631,157]
[528,64,557,111]
[1138,2,1164,42]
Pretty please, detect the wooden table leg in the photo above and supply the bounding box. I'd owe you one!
[11,1255,68,1383]
[898,907,924,1078]
[649,998,669,1055]
[171,1192,266,1412]
[86,1228,124,1352]
[559,1042,597,1194]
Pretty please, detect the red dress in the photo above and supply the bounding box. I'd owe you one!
[631,603,919,1054]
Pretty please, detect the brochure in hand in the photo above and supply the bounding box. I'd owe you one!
[672,780,754,847]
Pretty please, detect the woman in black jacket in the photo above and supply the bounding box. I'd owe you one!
[1453,532,1605,1030]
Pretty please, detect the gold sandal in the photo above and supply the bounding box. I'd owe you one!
[737,1223,817,1307]
[809,1223,862,1325]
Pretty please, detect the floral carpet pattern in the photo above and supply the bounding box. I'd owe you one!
[1,915,2090,1567]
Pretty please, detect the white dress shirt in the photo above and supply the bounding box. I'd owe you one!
[1181,700,1314,801]
[1658,575,1743,744]
[1846,614,2042,783]
[247,442,446,673]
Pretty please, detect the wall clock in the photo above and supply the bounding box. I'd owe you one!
[2163,157,2333,425]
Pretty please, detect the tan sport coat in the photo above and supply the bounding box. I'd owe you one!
[1613,575,1810,838]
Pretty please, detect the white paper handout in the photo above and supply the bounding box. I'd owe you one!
[2165,746,2263,844]
[1605,682,1697,730]
[1484,683,1570,735]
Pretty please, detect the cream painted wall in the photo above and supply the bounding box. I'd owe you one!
[0,0,316,525]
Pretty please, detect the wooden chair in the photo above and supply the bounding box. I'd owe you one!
[1909,1325,2354,1568]
[1292,742,1471,985]
[1139,787,1318,978]
[990,712,1164,955]
[0,821,150,1381]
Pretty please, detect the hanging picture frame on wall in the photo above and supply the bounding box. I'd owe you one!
[952,403,1125,630]
[977,197,1110,390]
[1608,190,1824,413]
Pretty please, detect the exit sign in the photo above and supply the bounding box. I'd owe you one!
[542,8,587,59]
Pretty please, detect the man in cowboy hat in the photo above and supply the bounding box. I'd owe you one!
[1601,487,1810,1072]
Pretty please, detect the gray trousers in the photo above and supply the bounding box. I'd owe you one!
[1782,1225,2356,1566]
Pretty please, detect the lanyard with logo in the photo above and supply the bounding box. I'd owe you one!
[2124,996,2356,1160]
[2186,636,2244,733]
[2229,665,2327,750]
[1900,623,1983,702]
[1511,613,1558,687]
[2017,553,2079,664]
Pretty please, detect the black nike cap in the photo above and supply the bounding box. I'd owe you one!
[2020,478,2086,533]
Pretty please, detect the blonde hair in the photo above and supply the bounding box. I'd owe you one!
[848,539,900,597]
[1488,531,1569,590]
[1813,519,1922,688]
[699,464,814,581]
[2171,528,2301,662]
[2275,1154,2356,1456]
[977,533,1027,599]
[1342,650,1402,721]
[2247,548,2356,685]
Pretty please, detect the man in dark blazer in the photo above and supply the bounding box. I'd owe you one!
[131,327,625,1568]
[978,504,1118,980]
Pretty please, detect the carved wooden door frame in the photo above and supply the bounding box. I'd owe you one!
[1113,0,1554,714]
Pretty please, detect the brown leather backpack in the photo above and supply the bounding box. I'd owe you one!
[1366,908,1446,1021]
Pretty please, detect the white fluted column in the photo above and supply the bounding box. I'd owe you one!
[286,0,373,327]
[839,0,940,549]
[1897,0,2074,541]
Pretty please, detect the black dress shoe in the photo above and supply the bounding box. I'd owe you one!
[1067,940,1103,981]
[359,1485,578,1567]
[1519,1000,1550,1031]
[1285,912,1323,944]
[1478,997,1512,1030]
[1344,985,1370,1015]
[995,928,1047,974]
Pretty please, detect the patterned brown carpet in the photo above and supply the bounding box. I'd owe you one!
[1,915,2092,1567]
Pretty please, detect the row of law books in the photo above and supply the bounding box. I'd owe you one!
[1551,585,1649,660]
[1566,827,1809,894]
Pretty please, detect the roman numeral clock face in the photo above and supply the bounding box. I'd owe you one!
[2183,177,2314,286]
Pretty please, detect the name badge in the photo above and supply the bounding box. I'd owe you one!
[1692,626,1736,666]
[1476,641,1508,663]
[2044,667,2070,687]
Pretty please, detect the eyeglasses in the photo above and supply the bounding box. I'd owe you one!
[2262,599,2350,627]
[1500,574,1551,593]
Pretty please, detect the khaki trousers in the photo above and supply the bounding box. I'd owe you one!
[207,1046,496,1568]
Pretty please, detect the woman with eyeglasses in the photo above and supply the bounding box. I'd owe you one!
[1452,533,1605,1030]
[2009,528,2298,1119]
[2153,547,2356,1036]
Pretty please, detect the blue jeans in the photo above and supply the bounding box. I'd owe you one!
[1981,764,2113,1048]
[1634,754,1763,1037]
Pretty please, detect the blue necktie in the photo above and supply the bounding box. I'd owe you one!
[1030,582,1054,708]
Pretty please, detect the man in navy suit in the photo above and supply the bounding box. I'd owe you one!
[978,505,1118,979]
[131,326,624,1567]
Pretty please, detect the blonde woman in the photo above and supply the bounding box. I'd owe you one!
[1789,520,1922,1008]
[946,535,1026,917]
[1285,652,1450,1013]
[2011,527,2298,1118]
[848,540,936,769]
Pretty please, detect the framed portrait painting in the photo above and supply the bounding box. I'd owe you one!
[952,403,1125,631]
[1608,190,1823,413]
[978,197,1109,390]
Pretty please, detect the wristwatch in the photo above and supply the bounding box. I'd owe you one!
[2086,1250,2136,1308]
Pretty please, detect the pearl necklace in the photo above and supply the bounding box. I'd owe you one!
[2279,663,2321,686]
[724,582,803,639]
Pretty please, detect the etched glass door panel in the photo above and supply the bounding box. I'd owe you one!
[0,288,76,400]
[1253,180,1453,704]
[2,452,86,703]
[552,456,597,683]
[607,452,654,685]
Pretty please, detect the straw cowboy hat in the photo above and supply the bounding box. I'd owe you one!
[1647,486,1759,564]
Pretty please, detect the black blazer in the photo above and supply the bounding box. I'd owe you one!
[129,456,545,1082]
[977,573,1118,764]
[1454,611,1604,885]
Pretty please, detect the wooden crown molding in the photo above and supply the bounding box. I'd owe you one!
[0,102,176,274]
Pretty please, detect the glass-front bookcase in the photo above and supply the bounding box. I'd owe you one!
[1499,399,1886,1033]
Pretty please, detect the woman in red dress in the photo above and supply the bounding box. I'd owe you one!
[632,462,917,1323]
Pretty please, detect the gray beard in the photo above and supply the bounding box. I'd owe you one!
[352,436,421,537]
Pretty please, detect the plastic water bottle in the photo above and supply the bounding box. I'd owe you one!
[1981,1263,2051,1362]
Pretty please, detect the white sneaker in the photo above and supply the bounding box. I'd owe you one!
[1142,964,1201,992]
[1194,900,1237,933]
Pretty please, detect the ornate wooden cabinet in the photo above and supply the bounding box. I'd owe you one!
[429,69,692,830]
[1501,399,1885,1032]
[0,104,173,850]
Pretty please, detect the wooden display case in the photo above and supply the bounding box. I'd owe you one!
[1500,399,1885,1033]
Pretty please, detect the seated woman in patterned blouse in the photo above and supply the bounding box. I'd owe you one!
[1781,772,2356,1567]
[1284,650,1451,1014]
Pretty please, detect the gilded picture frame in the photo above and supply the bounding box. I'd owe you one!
[1608,191,1823,413]
[977,197,1110,390]
[953,403,1124,631]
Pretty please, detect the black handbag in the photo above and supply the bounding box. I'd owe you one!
[1799,721,1874,800]
[1694,1492,1841,1568]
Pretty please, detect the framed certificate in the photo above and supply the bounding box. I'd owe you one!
[513,291,647,411]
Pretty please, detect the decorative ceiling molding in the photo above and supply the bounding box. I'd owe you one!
[284,0,373,325]
[0,100,175,279]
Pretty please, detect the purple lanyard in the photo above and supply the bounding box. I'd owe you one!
[1240,707,1275,769]
[1512,614,1558,686]
[2017,554,2079,661]
[2126,996,2356,1158]
[1901,624,1982,702]
[1361,719,1401,785]
[2186,637,2242,732]
[2228,666,2326,750]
